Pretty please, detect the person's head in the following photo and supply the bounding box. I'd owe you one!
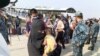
[16,16,19,18]
[66,14,69,20]
[94,19,99,23]
[69,16,71,19]
[45,27,52,35]
[56,15,62,20]
[66,14,69,18]
[29,8,38,17]
[38,13,43,19]
[74,11,83,23]
[85,20,90,26]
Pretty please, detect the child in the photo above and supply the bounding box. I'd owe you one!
[43,28,57,56]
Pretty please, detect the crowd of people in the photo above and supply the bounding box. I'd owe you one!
[0,9,22,43]
[0,0,100,56]
[25,8,100,56]
[0,7,100,56]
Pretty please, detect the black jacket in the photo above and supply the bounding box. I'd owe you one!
[28,17,45,49]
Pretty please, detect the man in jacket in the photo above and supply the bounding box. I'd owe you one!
[28,8,45,56]
[72,12,89,56]
[88,19,99,50]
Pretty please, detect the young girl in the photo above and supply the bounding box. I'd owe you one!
[43,28,57,56]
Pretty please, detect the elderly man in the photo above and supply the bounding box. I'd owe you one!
[72,12,89,56]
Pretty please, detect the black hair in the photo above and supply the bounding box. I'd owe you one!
[45,27,52,34]
[38,13,43,19]
[29,8,38,15]
[56,15,61,20]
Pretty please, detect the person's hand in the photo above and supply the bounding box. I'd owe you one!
[43,40,47,45]
[25,31,30,37]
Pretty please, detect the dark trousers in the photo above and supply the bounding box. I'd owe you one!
[16,26,21,35]
[69,29,73,39]
[64,31,70,43]
[28,43,42,56]
[90,37,96,49]
[94,37,97,43]
[48,44,62,56]
[56,31,65,48]
[73,44,84,56]
[86,37,91,44]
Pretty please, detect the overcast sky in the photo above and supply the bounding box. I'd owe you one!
[10,0,100,19]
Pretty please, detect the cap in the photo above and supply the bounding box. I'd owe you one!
[0,0,10,8]
[74,11,83,17]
